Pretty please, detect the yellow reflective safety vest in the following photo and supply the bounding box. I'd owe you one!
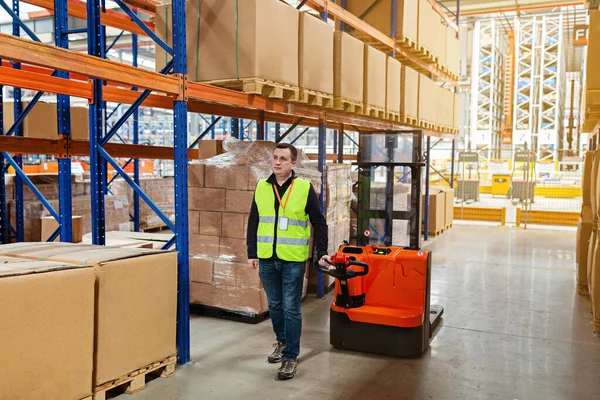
[255,177,311,262]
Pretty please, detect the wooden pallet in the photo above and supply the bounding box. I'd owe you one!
[206,77,300,101]
[427,226,446,237]
[334,97,364,114]
[401,115,418,127]
[445,223,453,231]
[363,105,385,119]
[191,304,270,325]
[141,224,170,233]
[93,355,176,400]
[386,110,401,123]
[418,119,436,130]
[577,283,590,296]
[297,88,334,108]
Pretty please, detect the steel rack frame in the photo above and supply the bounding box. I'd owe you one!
[0,0,459,365]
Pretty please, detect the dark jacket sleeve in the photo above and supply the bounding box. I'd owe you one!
[305,184,328,259]
[246,197,259,259]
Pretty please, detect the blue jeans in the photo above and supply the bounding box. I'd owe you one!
[259,259,305,361]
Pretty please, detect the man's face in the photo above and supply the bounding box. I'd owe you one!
[273,148,296,177]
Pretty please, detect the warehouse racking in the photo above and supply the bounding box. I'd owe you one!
[0,0,458,365]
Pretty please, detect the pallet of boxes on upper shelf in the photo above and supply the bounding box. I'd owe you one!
[187,139,321,321]
[577,150,594,296]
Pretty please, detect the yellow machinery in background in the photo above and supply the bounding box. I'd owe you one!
[491,174,511,197]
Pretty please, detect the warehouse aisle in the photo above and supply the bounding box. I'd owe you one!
[136,225,600,400]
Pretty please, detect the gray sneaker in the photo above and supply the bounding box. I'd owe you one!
[277,360,297,380]
[268,342,285,364]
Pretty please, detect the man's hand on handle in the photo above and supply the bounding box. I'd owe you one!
[248,259,258,269]
[318,255,332,268]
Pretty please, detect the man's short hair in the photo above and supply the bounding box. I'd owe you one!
[275,143,298,162]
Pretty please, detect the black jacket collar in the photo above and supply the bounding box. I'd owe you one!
[267,170,296,186]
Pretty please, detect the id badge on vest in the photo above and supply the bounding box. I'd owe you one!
[279,217,289,231]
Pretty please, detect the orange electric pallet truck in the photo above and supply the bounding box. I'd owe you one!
[318,131,443,357]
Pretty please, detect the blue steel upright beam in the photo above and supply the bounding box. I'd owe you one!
[132,32,141,232]
[317,121,327,299]
[54,0,73,242]
[12,0,23,242]
[172,0,190,365]
[275,123,281,141]
[256,111,265,140]
[338,125,344,163]
[210,116,216,139]
[390,0,397,57]
[87,0,106,245]
[0,63,6,243]
[231,118,239,139]
[340,0,347,31]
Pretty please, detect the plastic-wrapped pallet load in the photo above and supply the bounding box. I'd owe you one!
[577,151,594,294]
[188,139,321,315]
[155,0,299,86]
[0,256,95,400]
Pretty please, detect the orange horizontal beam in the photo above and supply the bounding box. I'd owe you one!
[121,0,158,14]
[0,34,180,95]
[307,0,456,85]
[0,65,93,99]
[27,9,54,19]
[20,0,154,36]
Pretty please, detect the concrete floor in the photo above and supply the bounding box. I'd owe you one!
[135,225,600,400]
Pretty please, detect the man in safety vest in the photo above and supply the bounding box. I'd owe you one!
[247,143,330,380]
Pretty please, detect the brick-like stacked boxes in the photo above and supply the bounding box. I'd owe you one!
[188,140,321,315]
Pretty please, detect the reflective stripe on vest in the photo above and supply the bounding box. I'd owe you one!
[255,177,311,262]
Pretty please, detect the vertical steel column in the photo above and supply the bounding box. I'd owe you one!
[340,0,347,31]
[423,136,430,241]
[172,0,190,365]
[210,116,216,139]
[220,118,226,139]
[275,123,281,141]
[265,122,269,141]
[450,138,455,188]
[239,118,244,140]
[390,0,397,57]
[100,0,108,196]
[87,0,106,245]
[257,111,265,140]
[317,121,327,299]
[337,125,344,163]
[332,130,338,157]
[132,33,141,232]
[0,66,6,243]
[55,0,73,242]
[231,118,239,139]
[12,0,23,242]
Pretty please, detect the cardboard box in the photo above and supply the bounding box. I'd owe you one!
[453,92,460,129]
[236,263,262,289]
[422,188,445,234]
[334,31,365,103]
[199,211,222,236]
[0,257,95,400]
[433,186,454,227]
[205,165,249,190]
[343,0,418,43]
[156,0,299,85]
[190,234,220,258]
[386,57,402,114]
[197,140,225,160]
[189,210,200,235]
[445,25,460,77]
[418,0,438,54]
[214,259,238,287]
[213,285,267,315]
[583,151,594,206]
[364,44,387,109]
[225,190,254,213]
[188,163,205,187]
[40,215,83,243]
[436,85,454,127]
[582,205,594,223]
[190,282,216,305]
[402,66,419,119]
[3,101,88,141]
[578,218,593,288]
[299,12,334,94]
[222,212,247,239]
[418,74,438,123]
[0,243,177,388]
[189,188,226,211]
[190,257,214,284]
[220,237,247,263]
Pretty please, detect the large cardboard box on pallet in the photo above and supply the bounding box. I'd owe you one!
[401,66,419,121]
[418,75,438,125]
[363,44,387,110]
[436,86,454,128]
[386,57,402,116]
[583,151,594,206]
[585,11,600,111]
[421,188,445,234]
[437,186,454,227]
[0,256,95,400]
[334,30,365,104]
[0,243,178,386]
[299,11,334,96]
[155,0,299,86]
[343,0,418,43]
[417,0,438,55]
[3,101,89,141]
[445,26,460,77]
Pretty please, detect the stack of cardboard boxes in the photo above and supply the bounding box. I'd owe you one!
[188,140,321,315]
[0,242,177,399]
[577,151,594,295]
